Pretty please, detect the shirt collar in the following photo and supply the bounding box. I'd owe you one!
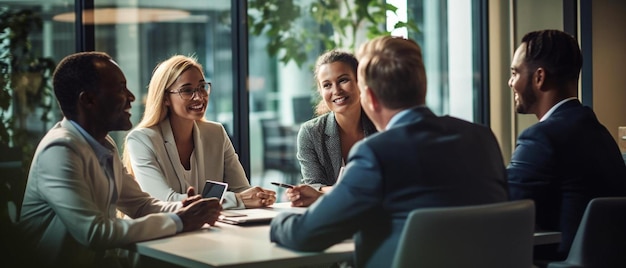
[68,120,114,161]
[386,105,426,130]
[540,97,578,122]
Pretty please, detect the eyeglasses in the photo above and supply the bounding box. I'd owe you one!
[169,82,211,100]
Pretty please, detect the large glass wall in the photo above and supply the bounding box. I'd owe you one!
[83,1,235,150]
[1,1,75,142]
[1,1,75,207]
[1,0,487,198]
[246,0,488,189]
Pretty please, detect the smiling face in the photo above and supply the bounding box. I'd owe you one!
[92,59,136,131]
[317,61,361,115]
[509,43,538,114]
[165,67,208,122]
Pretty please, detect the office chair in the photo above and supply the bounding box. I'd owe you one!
[259,118,301,185]
[548,197,626,268]
[391,200,535,268]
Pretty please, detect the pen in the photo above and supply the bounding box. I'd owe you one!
[271,182,295,189]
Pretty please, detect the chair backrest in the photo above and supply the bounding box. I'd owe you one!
[391,200,535,268]
[548,197,626,268]
[259,118,300,184]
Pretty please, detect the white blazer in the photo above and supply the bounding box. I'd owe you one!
[125,118,250,209]
[19,119,181,267]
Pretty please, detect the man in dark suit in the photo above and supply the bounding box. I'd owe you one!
[270,36,509,268]
[507,29,626,261]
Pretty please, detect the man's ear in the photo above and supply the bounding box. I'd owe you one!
[534,67,546,91]
[78,91,96,108]
[365,87,381,112]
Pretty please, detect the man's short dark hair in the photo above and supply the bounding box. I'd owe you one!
[52,51,112,119]
[521,30,582,87]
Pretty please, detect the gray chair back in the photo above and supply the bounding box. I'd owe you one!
[392,200,535,268]
[548,197,626,268]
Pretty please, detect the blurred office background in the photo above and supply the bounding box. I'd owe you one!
[1,0,624,202]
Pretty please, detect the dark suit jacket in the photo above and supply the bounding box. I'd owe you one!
[271,107,509,268]
[508,99,626,259]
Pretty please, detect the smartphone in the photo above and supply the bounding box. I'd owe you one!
[201,180,228,203]
[271,182,295,189]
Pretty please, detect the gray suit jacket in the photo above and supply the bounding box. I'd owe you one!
[271,107,509,268]
[125,118,250,209]
[297,111,376,188]
[19,119,181,267]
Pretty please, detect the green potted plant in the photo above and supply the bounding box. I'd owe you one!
[0,7,56,176]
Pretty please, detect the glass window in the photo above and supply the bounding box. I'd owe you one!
[0,0,75,136]
[82,2,234,147]
[1,0,75,209]
[1,1,75,159]
[247,0,487,189]
[409,0,485,122]
[1,1,487,198]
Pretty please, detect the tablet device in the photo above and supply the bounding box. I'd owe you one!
[201,180,228,203]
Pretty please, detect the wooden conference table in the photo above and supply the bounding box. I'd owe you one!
[133,203,354,268]
[133,203,561,268]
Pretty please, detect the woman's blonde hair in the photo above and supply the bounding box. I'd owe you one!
[123,55,205,174]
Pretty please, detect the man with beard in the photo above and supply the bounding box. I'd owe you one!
[507,29,626,262]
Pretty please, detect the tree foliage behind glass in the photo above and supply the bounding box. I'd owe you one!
[248,0,419,67]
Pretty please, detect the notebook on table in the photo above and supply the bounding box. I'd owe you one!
[218,203,306,225]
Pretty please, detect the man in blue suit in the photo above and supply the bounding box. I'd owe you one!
[507,29,626,261]
[270,36,509,268]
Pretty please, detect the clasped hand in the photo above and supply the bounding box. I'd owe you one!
[236,186,277,208]
[177,187,222,232]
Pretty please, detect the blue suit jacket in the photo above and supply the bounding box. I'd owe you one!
[270,107,509,268]
[508,100,626,258]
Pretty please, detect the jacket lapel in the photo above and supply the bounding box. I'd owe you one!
[60,119,118,210]
[324,113,343,177]
[160,118,186,184]
[191,121,206,186]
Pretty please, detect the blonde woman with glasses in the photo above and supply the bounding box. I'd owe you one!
[123,55,276,209]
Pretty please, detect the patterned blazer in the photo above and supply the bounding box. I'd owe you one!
[296,110,376,189]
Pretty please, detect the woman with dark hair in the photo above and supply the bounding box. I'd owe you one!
[288,50,376,207]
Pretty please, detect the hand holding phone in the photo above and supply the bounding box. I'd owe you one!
[202,180,228,203]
